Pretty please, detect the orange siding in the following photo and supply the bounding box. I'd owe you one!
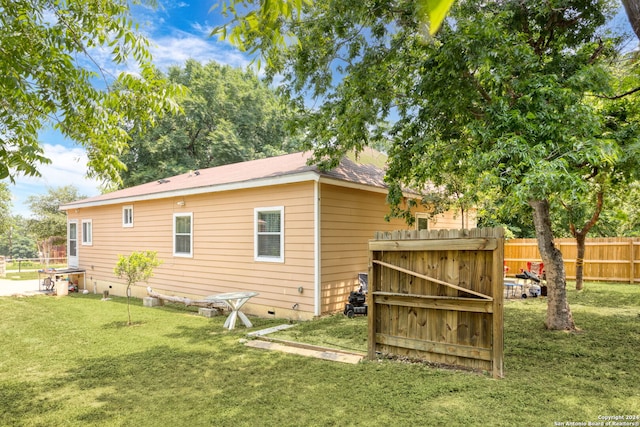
[67,178,478,320]
[320,185,413,314]
[319,185,477,314]
[428,208,477,230]
[68,182,316,320]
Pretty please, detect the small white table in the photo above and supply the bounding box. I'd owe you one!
[503,279,523,299]
[205,291,258,330]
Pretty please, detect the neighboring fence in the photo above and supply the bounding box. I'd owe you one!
[368,227,504,378]
[505,237,640,284]
[4,257,68,272]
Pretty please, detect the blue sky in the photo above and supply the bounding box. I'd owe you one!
[6,0,252,217]
[4,1,637,217]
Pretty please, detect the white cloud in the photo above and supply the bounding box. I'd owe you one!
[8,144,101,218]
[148,32,252,70]
[81,24,253,79]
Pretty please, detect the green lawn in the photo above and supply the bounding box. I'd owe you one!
[4,261,68,280]
[1,283,638,426]
[5,260,67,271]
[3,271,41,280]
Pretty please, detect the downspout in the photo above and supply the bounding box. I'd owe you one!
[314,179,321,316]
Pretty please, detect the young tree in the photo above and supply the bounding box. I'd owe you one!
[0,0,181,187]
[26,186,84,264]
[114,251,161,325]
[216,0,640,331]
[559,187,605,291]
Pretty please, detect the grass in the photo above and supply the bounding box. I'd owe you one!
[3,271,40,280]
[0,282,639,426]
[6,260,67,271]
[4,261,68,280]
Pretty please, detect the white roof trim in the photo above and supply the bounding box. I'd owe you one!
[60,170,416,211]
[60,171,321,210]
[318,176,388,194]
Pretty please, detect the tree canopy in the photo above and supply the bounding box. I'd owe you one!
[216,0,640,330]
[0,0,181,187]
[119,60,300,186]
[26,186,84,261]
[0,215,38,259]
[0,183,12,235]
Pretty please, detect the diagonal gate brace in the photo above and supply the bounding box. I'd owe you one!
[372,260,493,300]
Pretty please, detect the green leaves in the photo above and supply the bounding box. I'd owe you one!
[0,0,182,186]
[212,0,311,56]
[114,250,162,325]
[212,0,640,241]
[416,0,456,35]
[120,60,298,187]
[114,250,161,286]
[25,186,85,248]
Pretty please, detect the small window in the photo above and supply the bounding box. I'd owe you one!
[173,213,193,257]
[82,219,93,245]
[123,205,133,227]
[255,207,284,262]
[416,213,429,231]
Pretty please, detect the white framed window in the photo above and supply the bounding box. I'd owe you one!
[123,205,133,227]
[416,213,429,231]
[254,206,284,262]
[68,221,78,257]
[81,219,93,245]
[173,212,193,257]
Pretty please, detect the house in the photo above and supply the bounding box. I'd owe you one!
[60,149,476,320]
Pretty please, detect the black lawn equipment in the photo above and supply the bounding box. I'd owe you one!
[343,288,367,318]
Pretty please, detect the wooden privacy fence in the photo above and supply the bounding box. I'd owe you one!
[505,237,640,283]
[368,227,504,378]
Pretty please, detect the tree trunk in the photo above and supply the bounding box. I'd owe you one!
[127,290,132,326]
[529,199,576,331]
[38,236,54,266]
[146,287,227,309]
[568,190,603,291]
[622,0,640,41]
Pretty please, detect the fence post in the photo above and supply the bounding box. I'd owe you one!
[491,228,505,378]
[631,241,635,285]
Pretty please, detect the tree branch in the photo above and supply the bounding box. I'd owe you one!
[463,70,492,103]
[53,8,116,91]
[588,38,604,65]
[573,190,604,238]
[592,85,640,100]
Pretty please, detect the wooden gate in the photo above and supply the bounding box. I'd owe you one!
[368,228,504,378]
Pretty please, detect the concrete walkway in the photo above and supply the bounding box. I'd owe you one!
[0,279,45,297]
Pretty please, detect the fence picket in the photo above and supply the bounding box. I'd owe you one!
[369,227,504,378]
[504,237,640,284]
